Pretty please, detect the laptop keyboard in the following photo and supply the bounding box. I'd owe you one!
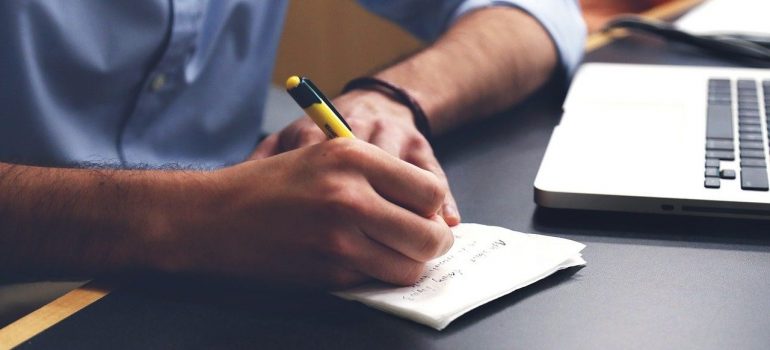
[705,78,770,191]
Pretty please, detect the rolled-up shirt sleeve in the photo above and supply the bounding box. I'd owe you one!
[358,0,586,76]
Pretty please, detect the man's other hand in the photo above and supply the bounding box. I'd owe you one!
[251,90,460,226]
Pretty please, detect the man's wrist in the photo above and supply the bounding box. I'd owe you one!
[339,87,425,134]
[135,170,222,275]
[337,89,415,125]
[343,77,433,141]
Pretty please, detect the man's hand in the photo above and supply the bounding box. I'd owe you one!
[251,90,460,226]
[165,139,454,289]
[0,139,452,288]
[250,5,562,228]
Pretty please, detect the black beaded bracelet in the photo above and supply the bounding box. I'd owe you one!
[342,77,432,142]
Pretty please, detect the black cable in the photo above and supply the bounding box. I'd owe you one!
[603,16,770,64]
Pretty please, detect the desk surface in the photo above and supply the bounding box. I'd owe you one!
[10,10,770,350]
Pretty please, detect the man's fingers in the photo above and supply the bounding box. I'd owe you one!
[358,197,454,263]
[333,227,430,286]
[279,124,327,152]
[346,142,445,218]
[405,144,461,226]
[251,133,280,159]
[368,122,405,158]
[345,118,374,143]
[363,123,459,225]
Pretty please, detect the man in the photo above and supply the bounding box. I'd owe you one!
[0,0,584,294]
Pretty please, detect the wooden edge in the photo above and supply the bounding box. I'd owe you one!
[585,0,705,52]
[0,281,110,349]
[0,0,709,348]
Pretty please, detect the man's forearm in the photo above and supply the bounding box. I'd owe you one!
[375,7,558,135]
[0,162,194,277]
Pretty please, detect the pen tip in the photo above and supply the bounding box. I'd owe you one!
[286,76,301,90]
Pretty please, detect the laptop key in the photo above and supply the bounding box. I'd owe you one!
[739,110,760,118]
[739,129,761,135]
[705,168,720,177]
[706,104,734,139]
[740,133,763,142]
[705,158,720,168]
[705,178,721,189]
[740,109,759,115]
[720,169,736,179]
[741,159,767,168]
[740,149,766,159]
[739,113,760,120]
[740,141,764,150]
[706,150,735,160]
[739,125,762,133]
[706,139,734,151]
[739,119,761,126]
[741,168,769,191]
[708,98,731,105]
[710,83,730,89]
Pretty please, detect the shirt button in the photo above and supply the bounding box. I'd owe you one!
[150,74,166,92]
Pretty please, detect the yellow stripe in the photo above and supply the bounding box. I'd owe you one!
[304,103,355,139]
[0,282,110,349]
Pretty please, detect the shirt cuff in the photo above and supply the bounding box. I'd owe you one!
[451,0,587,77]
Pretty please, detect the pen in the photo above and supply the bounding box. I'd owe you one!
[285,75,355,139]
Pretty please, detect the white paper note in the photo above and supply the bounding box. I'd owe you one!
[334,223,585,330]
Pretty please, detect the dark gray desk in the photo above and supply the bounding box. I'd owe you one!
[20,36,770,349]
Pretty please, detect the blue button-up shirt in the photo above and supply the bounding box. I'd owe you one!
[0,0,584,169]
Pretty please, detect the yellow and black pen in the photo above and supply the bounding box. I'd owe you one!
[285,75,355,139]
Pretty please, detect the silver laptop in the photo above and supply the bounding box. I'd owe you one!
[535,63,770,219]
